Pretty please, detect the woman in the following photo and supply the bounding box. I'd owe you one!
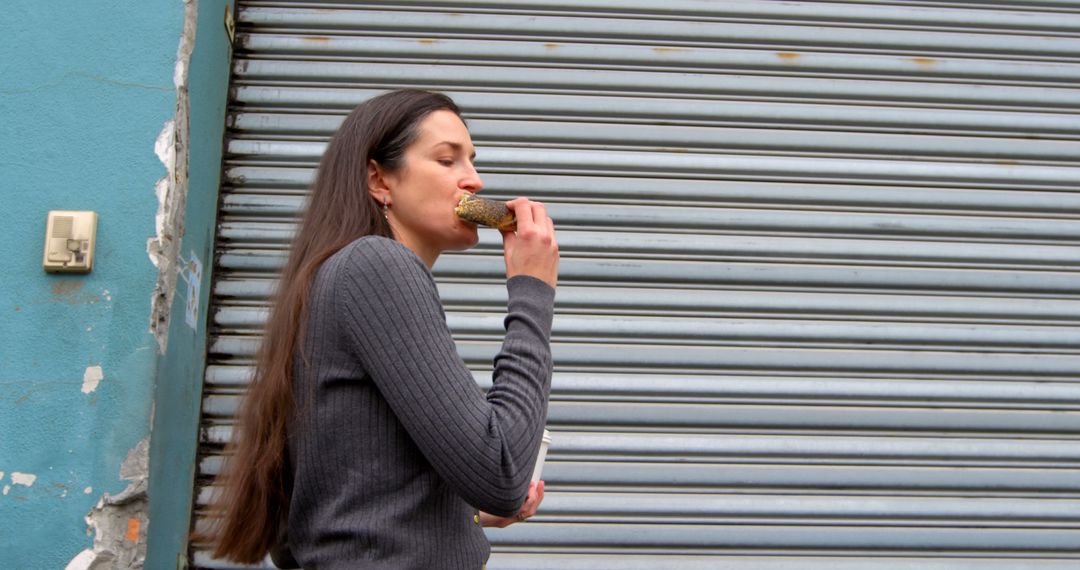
[203,89,558,568]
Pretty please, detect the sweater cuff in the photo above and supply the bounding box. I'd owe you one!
[506,275,555,334]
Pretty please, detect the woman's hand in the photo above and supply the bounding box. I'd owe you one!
[501,198,559,288]
[479,481,545,528]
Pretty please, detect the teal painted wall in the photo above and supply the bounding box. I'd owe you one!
[146,0,232,566]
[0,1,223,567]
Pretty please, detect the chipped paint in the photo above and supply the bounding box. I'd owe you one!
[84,486,93,494]
[776,51,801,62]
[148,0,197,353]
[82,365,104,394]
[68,438,151,569]
[151,121,175,257]
[64,550,96,570]
[11,472,37,487]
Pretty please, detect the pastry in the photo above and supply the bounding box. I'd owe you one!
[454,194,516,231]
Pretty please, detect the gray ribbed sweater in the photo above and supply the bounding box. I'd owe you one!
[285,236,554,569]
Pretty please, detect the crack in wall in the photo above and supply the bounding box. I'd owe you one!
[148,0,198,354]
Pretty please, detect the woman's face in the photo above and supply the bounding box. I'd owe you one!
[379,110,484,265]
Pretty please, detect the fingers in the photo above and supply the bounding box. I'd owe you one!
[499,226,517,246]
[519,201,555,251]
[502,198,559,288]
[519,481,545,519]
[499,197,533,246]
[506,197,535,230]
[530,201,551,237]
[525,484,540,514]
[507,198,553,236]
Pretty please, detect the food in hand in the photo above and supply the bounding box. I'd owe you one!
[454,194,517,231]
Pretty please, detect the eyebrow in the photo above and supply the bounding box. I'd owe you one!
[432,141,477,160]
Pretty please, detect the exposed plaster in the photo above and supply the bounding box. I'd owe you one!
[11,472,38,487]
[82,366,104,394]
[3,471,36,495]
[65,438,150,570]
[148,0,198,353]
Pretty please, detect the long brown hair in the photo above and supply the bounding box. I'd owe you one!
[200,89,462,563]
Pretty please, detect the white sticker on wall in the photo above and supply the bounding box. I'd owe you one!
[182,251,202,329]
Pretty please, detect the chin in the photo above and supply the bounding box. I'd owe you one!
[445,227,480,252]
[463,224,481,245]
[460,233,481,251]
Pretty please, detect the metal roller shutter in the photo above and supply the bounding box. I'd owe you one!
[193,1,1080,567]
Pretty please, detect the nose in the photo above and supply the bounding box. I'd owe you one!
[460,163,483,194]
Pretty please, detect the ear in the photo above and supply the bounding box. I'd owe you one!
[367,159,392,205]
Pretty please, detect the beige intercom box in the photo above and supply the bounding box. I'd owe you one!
[43,210,97,273]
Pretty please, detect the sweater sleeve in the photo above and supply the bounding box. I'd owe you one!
[335,238,554,516]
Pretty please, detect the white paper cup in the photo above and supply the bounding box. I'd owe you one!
[530,429,552,483]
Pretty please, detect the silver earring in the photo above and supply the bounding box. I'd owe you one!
[382,197,389,220]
